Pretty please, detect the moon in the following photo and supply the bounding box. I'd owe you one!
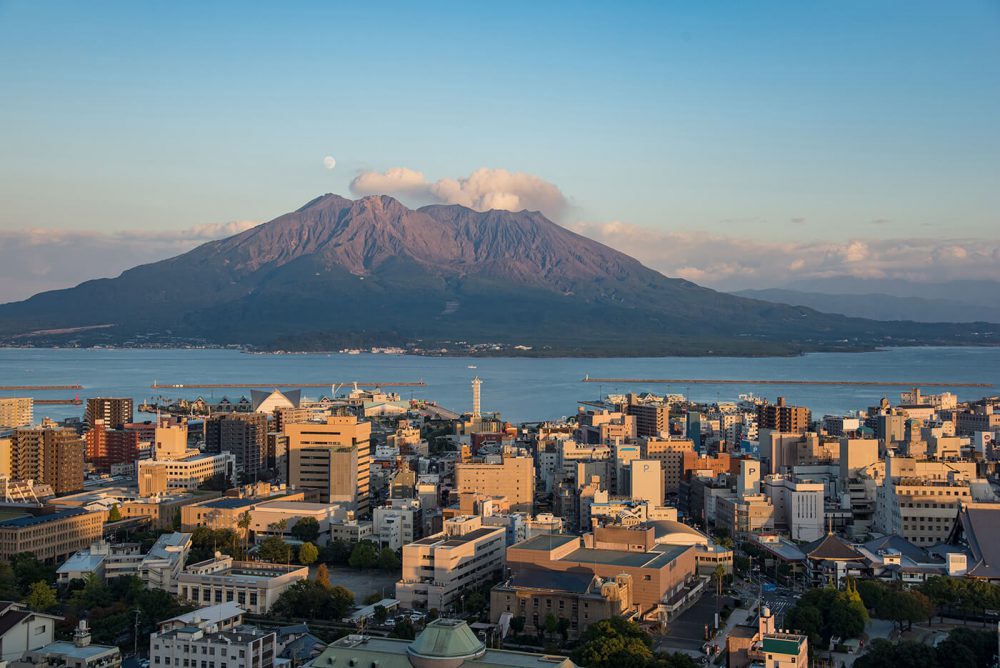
[323,156,336,170]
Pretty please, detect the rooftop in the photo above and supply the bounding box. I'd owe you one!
[0,506,90,528]
[31,640,119,661]
[511,534,579,552]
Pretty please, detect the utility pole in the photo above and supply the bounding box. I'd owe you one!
[133,608,141,657]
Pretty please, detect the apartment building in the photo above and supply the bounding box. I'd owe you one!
[85,397,133,431]
[11,426,85,494]
[454,453,535,513]
[373,498,422,550]
[642,438,695,495]
[286,416,371,514]
[756,397,811,434]
[0,397,33,428]
[85,420,142,473]
[395,515,506,611]
[151,624,274,668]
[205,413,269,479]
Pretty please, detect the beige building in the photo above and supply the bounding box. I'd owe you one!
[715,494,775,538]
[642,438,695,495]
[11,426,85,494]
[396,515,506,611]
[286,416,371,513]
[0,397,33,428]
[153,418,190,461]
[0,507,104,562]
[137,452,236,494]
[177,554,307,614]
[454,454,535,513]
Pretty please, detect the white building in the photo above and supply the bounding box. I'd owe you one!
[151,612,274,668]
[137,453,236,492]
[373,499,422,550]
[395,515,506,611]
[177,554,307,614]
[763,475,825,542]
[0,602,60,663]
[57,533,192,592]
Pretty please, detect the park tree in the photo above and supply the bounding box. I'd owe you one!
[557,617,571,642]
[543,613,559,639]
[378,547,401,571]
[509,616,526,635]
[291,517,321,543]
[390,618,417,640]
[315,563,332,590]
[373,605,388,625]
[26,581,58,611]
[571,618,653,668]
[108,504,122,521]
[320,540,353,566]
[349,541,379,569]
[298,542,319,565]
[258,536,293,563]
[272,580,354,620]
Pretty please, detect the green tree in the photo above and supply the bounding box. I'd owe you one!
[11,553,55,594]
[543,613,559,639]
[349,541,379,569]
[427,608,440,621]
[258,536,293,563]
[854,639,941,668]
[373,604,388,625]
[556,617,571,642]
[298,542,319,565]
[26,580,58,611]
[237,510,253,557]
[936,627,995,668]
[390,618,417,640]
[108,504,122,521]
[509,616,526,635]
[291,517,321,543]
[272,580,354,620]
[571,618,653,668]
[0,562,20,600]
[378,547,401,571]
[315,563,332,590]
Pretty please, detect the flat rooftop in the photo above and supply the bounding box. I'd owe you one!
[511,534,579,551]
[564,544,689,569]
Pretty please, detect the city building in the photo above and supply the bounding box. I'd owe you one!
[16,621,121,668]
[454,453,535,513]
[286,416,372,513]
[313,618,577,668]
[85,420,142,473]
[11,425,85,494]
[0,397,33,429]
[374,498,423,550]
[0,601,61,663]
[150,616,275,668]
[762,475,824,542]
[85,397,134,431]
[205,413,269,479]
[396,515,506,611]
[177,554,307,614]
[0,506,104,562]
[137,452,236,494]
[756,397,811,434]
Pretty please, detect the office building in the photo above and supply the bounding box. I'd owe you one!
[286,416,371,513]
[757,398,811,434]
[19,621,121,668]
[150,620,275,668]
[454,454,535,513]
[177,554,307,614]
[137,453,236,494]
[396,516,506,611]
[0,507,104,562]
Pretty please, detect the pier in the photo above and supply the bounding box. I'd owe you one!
[150,381,426,389]
[581,377,992,388]
[0,384,83,391]
[34,398,83,405]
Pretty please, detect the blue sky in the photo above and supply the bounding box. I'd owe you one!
[0,1,998,299]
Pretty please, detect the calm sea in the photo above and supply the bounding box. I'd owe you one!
[0,346,997,424]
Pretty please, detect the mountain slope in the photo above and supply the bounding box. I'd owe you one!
[733,288,1000,324]
[0,194,994,355]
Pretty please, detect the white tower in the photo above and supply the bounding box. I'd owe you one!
[472,377,482,418]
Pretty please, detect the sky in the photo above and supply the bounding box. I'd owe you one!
[0,1,998,301]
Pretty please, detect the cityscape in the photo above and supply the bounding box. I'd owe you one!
[2,2,999,668]
[0,379,999,668]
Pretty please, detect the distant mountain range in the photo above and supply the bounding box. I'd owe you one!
[733,288,1000,324]
[0,194,995,355]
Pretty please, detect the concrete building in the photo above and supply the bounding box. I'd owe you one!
[396,516,506,611]
[206,413,269,479]
[85,420,142,473]
[505,534,696,614]
[150,620,275,668]
[0,506,103,562]
[57,532,192,592]
[715,494,775,538]
[0,397,33,429]
[286,416,372,514]
[11,426,85,494]
[137,452,236,494]
[756,397,810,434]
[17,621,121,668]
[629,460,663,505]
[314,618,577,668]
[177,554,307,614]
[153,419,190,461]
[839,436,879,491]
[490,570,635,639]
[85,397,133,431]
[374,498,423,550]
[642,438,695,496]
[454,454,534,513]
[762,476,824,542]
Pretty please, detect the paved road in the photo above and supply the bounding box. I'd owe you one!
[657,594,739,657]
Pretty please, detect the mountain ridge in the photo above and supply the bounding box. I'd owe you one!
[0,194,995,356]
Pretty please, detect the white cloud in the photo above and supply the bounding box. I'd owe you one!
[349,166,568,220]
[570,220,1000,290]
[323,156,337,170]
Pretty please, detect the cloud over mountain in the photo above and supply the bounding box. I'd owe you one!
[350,167,567,220]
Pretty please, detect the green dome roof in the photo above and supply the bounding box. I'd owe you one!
[407,619,486,660]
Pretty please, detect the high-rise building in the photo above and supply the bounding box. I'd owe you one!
[154,418,190,461]
[472,376,482,418]
[629,459,663,504]
[629,402,670,438]
[286,416,371,513]
[85,420,141,472]
[205,413,268,479]
[85,397,134,430]
[642,438,695,495]
[11,426,85,494]
[454,453,535,513]
[756,397,811,434]
[0,397,33,428]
